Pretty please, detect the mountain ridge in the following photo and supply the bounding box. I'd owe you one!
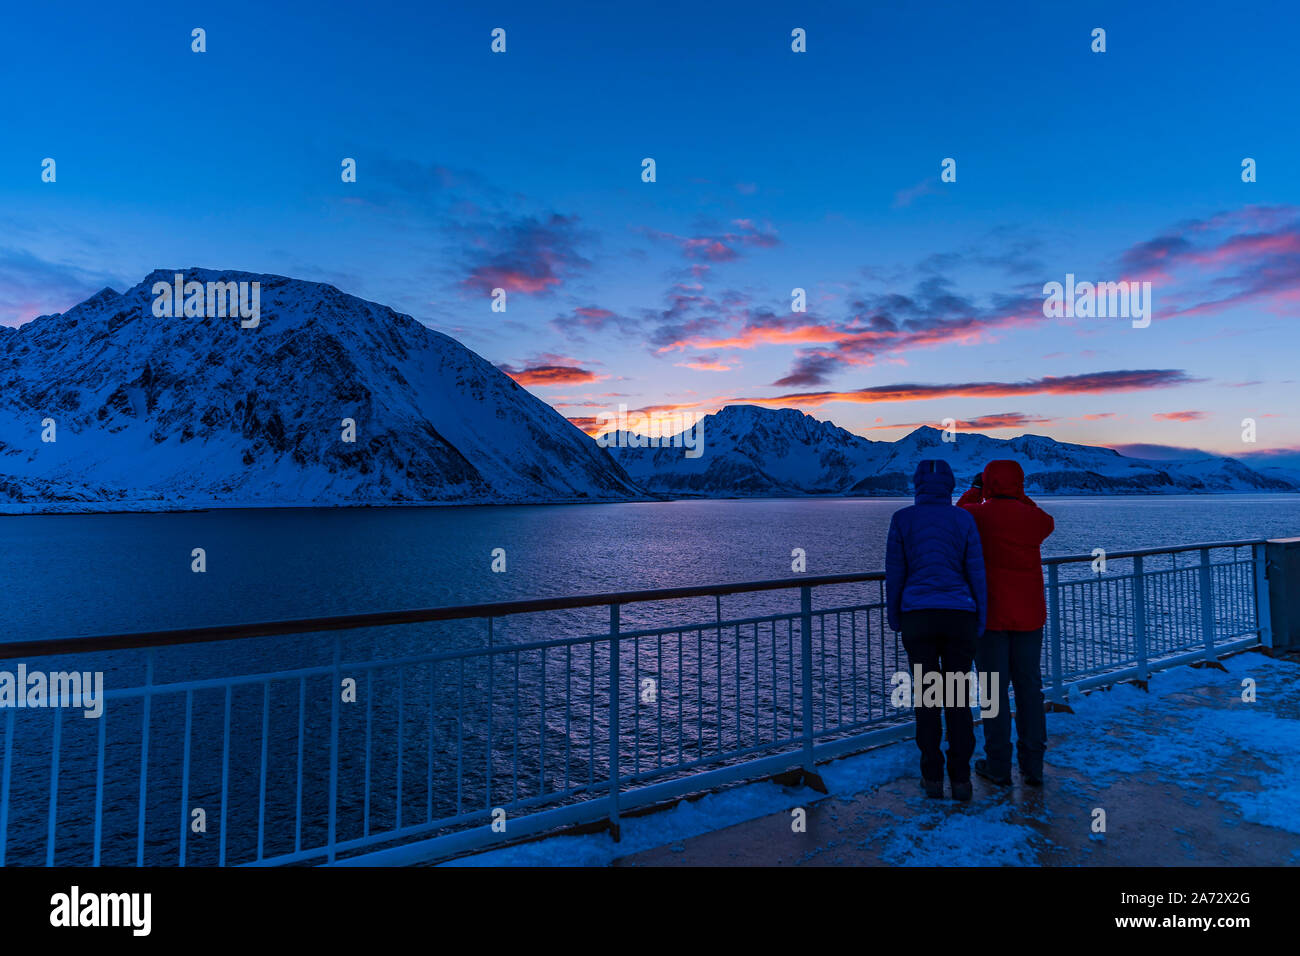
[610,405,1297,498]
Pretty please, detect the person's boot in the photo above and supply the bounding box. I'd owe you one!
[1020,766,1044,787]
[975,759,1012,786]
[922,778,944,799]
[951,779,973,802]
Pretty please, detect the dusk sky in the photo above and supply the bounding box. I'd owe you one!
[3,0,1298,461]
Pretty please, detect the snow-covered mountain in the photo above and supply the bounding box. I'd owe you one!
[0,269,640,511]
[1260,465,1300,487]
[604,404,885,495]
[611,405,1298,496]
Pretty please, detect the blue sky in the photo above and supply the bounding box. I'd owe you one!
[2,0,1299,459]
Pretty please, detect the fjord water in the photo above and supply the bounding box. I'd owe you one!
[3,495,1298,865]
[5,495,1300,641]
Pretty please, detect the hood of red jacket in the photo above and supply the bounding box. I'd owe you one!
[983,459,1025,498]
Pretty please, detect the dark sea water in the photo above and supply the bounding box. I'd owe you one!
[5,495,1300,642]
[1,495,1296,865]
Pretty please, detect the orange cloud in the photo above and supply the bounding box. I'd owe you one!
[677,361,734,371]
[499,364,602,386]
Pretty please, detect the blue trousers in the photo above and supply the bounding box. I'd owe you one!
[976,628,1047,777]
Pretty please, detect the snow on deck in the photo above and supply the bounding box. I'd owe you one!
[446,649,1300,866]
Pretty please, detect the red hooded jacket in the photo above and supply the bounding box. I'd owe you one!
[956,460,1055,632]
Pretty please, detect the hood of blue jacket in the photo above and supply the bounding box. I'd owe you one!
[913,458,955,503]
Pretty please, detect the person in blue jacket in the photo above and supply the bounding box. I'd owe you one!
[886,459,987,801]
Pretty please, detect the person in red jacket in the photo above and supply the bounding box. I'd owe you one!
[957,460,1054,786]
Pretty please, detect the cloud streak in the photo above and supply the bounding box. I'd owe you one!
[1152,410,1207,422]
[1117,205,1300,320]
[458,213,591,296]
[652,276,1047,387]
[549,305,640,338]
[643,219,779,265]
[867,412,1056,431]
[498,362,602,386]
[729,369,1199,409]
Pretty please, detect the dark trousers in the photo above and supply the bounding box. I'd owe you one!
[900,609,978,784]
[976,628,1047,777]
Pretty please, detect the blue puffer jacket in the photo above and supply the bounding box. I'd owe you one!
[885,459,987,634]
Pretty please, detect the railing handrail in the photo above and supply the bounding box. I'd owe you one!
[1039,537,1265,565]
[0,537,1265,661]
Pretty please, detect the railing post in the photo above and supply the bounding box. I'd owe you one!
[1047,564,1064,704]
[486,617,493,807]
[0,709,13,866]
[608,603,621,840]
[800,586,814,772]
[1254,542,1273,647]
[136,648,154,867]
[1199,548,1217,661]
[47,709,61,866]
[1132,554,1148,681]
[1265,538,1300,651]
[328,633,341,862]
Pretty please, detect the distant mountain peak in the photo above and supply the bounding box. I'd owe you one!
[61,286,124,317]
[713,403,802,424]
[86,285,122,303]
[898,424,945,446]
